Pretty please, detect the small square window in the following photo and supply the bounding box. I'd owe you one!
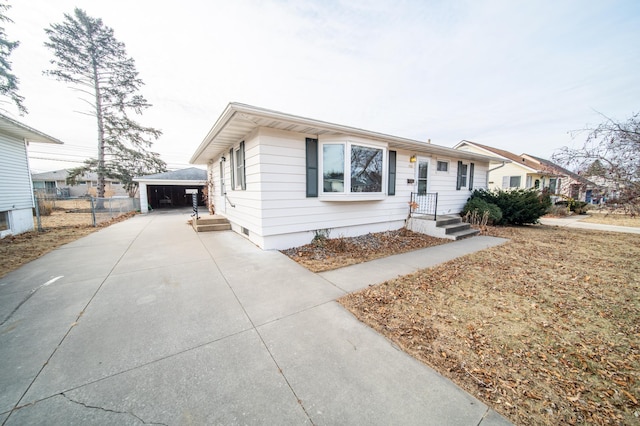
[436,161,449,172]
[0,211,9,232]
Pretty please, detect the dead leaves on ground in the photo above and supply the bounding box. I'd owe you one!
[281,228,448,272]
[340,225,640,425]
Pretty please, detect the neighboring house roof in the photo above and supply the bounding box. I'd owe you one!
[136,167,207,181]
[134,167,207,185]
[522,154,597,187]
[454,140,543,173]
[31,169,119,182]
[0,113,63,144]
[190,103,504,164]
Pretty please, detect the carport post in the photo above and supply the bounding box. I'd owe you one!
[139,183,149,213]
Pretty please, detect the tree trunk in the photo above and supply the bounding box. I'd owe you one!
[92,59,106,207]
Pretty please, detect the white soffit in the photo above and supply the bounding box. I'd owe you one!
[190,103,504,164]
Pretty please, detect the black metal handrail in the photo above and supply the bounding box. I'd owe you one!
[410,192,438,220]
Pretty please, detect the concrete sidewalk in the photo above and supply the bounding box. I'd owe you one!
[539,215,640,234]
[0,210,511,425]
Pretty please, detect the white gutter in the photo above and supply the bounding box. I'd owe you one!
[486,161,507,188]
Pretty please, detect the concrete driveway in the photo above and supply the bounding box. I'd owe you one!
[0,210,510,425]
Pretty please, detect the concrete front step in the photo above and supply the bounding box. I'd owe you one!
[192,215,231,232]
[447,228,481,240]
[440,222,472,235]
[435,215,463,227]
[407,214,480,241]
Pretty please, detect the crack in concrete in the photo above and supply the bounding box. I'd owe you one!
[0,276,63,327]
[62,394,168,426]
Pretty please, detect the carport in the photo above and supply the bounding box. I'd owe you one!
[135,167,208,213]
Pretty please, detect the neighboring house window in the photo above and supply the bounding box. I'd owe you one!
[112,181,121,185]
[549,178,558,193]
[526,176,532,188]
[502,176,522,188]
[78,181,87,185]
[534,179,540,189]
[321,141,384,194]
[0,211,8,232]
[436,160,449,172]
[469,163,474,190]
[91,181,97,187]
[456,161,468,190]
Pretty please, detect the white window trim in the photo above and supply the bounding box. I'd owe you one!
[319,139,387,201]
[234,146,243,190]
[456,161,469,190]
[436,159,449,173]
[415,157,431,194]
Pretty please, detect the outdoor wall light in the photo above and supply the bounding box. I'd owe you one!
[221,155,226,162]
[409,155,417,163]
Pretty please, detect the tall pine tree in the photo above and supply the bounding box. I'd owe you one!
[0,1,26,114]
[44,8,165,198]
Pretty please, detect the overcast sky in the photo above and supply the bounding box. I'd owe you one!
[5,0,639,172]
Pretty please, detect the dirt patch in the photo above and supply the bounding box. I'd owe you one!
[0,210,136,278]
[339,225,639,425]
[281,228,449,272]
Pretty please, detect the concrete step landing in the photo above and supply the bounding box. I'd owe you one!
[192,215,231,232]
[408,214,480,240]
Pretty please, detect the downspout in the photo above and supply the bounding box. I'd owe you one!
[486,161,507,188]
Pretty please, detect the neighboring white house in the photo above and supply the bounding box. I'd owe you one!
[189,103,502,250]
[0,114,63,238]
[454,140,555,191]
[454,140,597,202]
[31,169,128,198]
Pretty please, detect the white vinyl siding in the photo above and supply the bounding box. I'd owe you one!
[207,127,492,250]
[428,156,487,215]
[0,134,34,212]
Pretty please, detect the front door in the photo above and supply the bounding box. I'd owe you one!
[416,159,429,194]
[412,158,436,217]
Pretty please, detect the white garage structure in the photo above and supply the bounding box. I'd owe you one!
[135,167,207,214]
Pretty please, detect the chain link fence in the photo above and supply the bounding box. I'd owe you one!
[33,195,139,229]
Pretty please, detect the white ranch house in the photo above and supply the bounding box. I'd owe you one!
[190,103,501,250]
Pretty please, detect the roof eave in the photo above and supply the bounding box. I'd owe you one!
[0,114,64,144]
[190,103,507,165]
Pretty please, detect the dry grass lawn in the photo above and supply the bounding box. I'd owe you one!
[0,202,135,278]
[581,212,640,228]
[340,225,639,425]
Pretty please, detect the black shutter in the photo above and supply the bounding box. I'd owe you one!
[456,160,463,190]
[239,141,246,190]
[469,162,475,190]
[229,148,235,189]
[388,150,396,196]
[306,138,318,197]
